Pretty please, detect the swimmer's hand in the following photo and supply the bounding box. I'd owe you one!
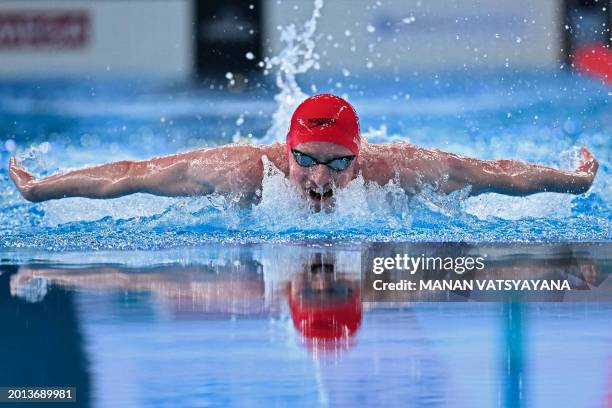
[8,157,40,202]
[573,147,599,192]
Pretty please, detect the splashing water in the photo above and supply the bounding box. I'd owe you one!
[259,0,324,144]
[0,88,609,250]
[251,157,415,235]
[0,0,610,250]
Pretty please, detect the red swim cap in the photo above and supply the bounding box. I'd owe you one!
[289,286,362,340]
[287,94,360,155]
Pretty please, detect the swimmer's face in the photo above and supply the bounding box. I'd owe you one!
[288,141,357,210]
[289,258,358,306]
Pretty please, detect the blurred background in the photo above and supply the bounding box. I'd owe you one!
[0,0,609,81]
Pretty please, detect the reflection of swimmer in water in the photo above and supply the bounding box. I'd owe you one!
[287,253,362,341]
[10,252,364,341]
[10,264,268,316]
[9,94,598,211]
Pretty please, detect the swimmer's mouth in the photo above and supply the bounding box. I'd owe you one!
[308,188,333,201]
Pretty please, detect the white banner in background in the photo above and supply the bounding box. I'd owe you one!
[0,1,192,77]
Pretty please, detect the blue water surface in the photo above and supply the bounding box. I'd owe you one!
[0,71,610,250]
[2,243,612,408]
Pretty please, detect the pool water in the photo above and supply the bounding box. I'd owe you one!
[2,243,611,407]
[0,70,610,406]
[0,71,610,250]
[1,2,610,406]
[0,60,610,408]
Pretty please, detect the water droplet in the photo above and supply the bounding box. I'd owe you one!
[5,139,16,152]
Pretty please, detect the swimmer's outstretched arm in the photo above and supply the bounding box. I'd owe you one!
[442,147,599,196]
[11,265,265,312]
[9,144,278,202]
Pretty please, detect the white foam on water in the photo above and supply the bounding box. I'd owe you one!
[558,146,584,171]
[412,184,471,218]
[465,193,574,221]
[460,147,582,221]
[40,195,175,227]
[251,158,415,233]
[251,156,312,229]
[334,174,413,227]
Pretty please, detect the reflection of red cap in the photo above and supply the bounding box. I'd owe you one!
[287,94,360,155]
[289,287,362,340]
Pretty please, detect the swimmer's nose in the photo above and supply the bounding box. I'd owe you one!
[310,165,331,189]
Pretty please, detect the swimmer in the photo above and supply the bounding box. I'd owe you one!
[8,94,599,211]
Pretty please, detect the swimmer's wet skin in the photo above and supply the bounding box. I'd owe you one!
[8,94,599,211]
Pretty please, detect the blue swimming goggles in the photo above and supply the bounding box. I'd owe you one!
[291,149,355,172]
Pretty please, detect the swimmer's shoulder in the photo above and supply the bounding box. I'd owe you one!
[358,142,420,182]
[360,142,444,165]
[186,143,284,186]
[259,142,289,175]
[196,142,289,178]
[360,141,419,156]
